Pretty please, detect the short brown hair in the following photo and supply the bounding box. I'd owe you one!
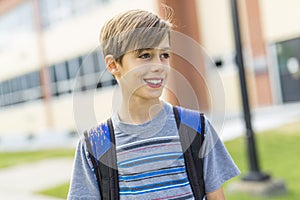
[99,9,173,63]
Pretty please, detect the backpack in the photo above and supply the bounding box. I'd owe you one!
[84,106,206,200]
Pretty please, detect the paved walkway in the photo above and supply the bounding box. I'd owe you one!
[221,102,300,141]
[0,102,299,199]
[0,158,74,200]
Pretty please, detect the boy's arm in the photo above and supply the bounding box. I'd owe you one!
[201,116,240,196]
[206,187,225,200]
[68,139,100,200]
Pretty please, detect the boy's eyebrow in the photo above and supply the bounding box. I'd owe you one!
[134,47,170,53]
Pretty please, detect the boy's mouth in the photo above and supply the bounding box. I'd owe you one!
[144,78,163,88]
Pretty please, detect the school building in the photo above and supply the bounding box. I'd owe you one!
[0,0,300,135]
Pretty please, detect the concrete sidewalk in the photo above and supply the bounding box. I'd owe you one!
[221,102,300,141]
[0,158,74,200]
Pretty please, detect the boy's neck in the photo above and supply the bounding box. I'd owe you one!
[118,98,163,124]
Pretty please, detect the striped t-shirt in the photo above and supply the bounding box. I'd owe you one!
[112,103,195,199]
[67,101,240,200]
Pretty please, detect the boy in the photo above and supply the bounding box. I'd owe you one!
[68,9,239,200]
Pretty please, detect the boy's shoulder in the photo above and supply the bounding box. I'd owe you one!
[174,105,205,134]
[85,120,110,139]
[175,106,203,118]
[84,120,112,158]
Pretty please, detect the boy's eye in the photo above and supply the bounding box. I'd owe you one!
[138,53,151,59]
[161,53,170,59]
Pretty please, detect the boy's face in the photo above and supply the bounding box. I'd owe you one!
[113,36,170,101]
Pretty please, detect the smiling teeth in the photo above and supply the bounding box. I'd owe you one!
[145,79,162,84]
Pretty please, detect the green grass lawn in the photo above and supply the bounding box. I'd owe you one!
[38,182,70,199]
[0,148,75,169]
[224,120,300,199]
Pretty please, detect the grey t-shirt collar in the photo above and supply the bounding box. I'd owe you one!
[111,101,172,136]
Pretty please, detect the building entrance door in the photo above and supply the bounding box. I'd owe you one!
[276,38,300,103]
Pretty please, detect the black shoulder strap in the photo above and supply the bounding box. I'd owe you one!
[106,118,120,200]
[84,119,119,200]
[173,106,206,200]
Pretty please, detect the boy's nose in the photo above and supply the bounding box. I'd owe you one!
[149,63,165,72]
[149,53,169,72]
[150,57,166,71]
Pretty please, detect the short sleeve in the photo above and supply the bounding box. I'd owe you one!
[201,117,240,193]
[67,139,101,200]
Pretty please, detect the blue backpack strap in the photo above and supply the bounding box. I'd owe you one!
[84,118,119,200]
[84,129,102,194]
[173,106,206,200]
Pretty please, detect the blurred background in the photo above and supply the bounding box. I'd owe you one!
[0,0,300,199]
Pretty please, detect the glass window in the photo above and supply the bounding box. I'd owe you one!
[55,62,68,81]
[54,62,71,95]
[0,83,3,107]
[92,51,100,72]
[93,51,106,72]
[39,0,50,28]
[40,0,96,29]
[68,58,80,79]
[39,0,116,29]
[11,78,19,93]
[17,2,34,31]
[49,66,58,96]
[2,81,10,94]
[40,0,72,28]
[26,71,40,88]
[49,66,57,82]
[94,0,110,5]
[23,71,41,100]
[0,2,33,32]
[9,78,21,104]
[2,81,11,106]
[0,1,34,50]
[71,0,90,16]
[0,83,3,95]
[19,75,28,90]
[81,53,96,75]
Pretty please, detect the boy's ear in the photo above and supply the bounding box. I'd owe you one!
[105,55,120,77]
